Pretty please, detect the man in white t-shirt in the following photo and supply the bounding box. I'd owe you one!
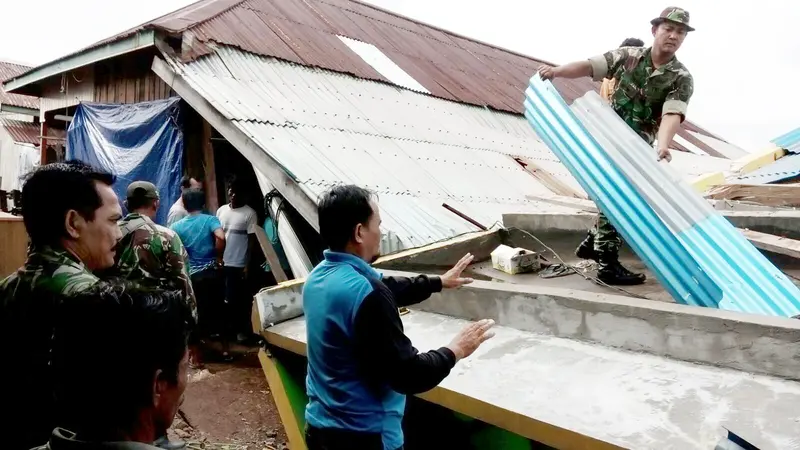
[216,176,258,343]
[167,175,202,227]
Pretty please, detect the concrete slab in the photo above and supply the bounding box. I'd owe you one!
[266,311,800,450]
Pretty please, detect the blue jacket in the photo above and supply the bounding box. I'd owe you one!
[302,251,455,450]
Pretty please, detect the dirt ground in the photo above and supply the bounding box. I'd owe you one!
[168,343,289,450]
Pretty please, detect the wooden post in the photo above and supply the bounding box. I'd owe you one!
[201,119,219,212]
[40,122,48,165]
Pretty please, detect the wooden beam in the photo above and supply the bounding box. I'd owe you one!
[513,156,587,199]
[706,184,800,208]
[254,226,288,282]
[200,118,219,213]
[40,122,48,165]
[152,55,320,231]
[739,229,800,260]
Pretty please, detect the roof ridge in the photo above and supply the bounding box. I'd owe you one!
[0,59,33,71]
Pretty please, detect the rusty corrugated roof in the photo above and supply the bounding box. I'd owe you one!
[0,61,38,110]
[0,117,65,145]
[17,0,724,152]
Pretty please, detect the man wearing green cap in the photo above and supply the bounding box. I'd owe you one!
[538,7,695,286]
[104,181,198,450]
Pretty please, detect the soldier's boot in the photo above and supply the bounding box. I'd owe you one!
[154,435,186,450]
[575,233,599,262]
[597,252,646,286]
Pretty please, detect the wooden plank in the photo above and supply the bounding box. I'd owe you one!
[0,216,28,278]
[200,118,219,213]
[514,156,587,199]
[733,146,786,175]
[706,184,800,208]
[254,226,289,282]
[739,229,800,259]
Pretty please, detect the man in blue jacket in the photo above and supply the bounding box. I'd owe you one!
[303,184,496,450]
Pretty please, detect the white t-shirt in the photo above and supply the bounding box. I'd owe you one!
[167,200,188,227]
[216,204,258,268]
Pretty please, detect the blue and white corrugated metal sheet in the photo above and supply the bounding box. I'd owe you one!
[164,46,581,253]
[772,127,800,154]
[524,75,800,317]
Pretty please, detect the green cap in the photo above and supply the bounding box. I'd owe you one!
[651,6,695,32]
[126,181,160,201]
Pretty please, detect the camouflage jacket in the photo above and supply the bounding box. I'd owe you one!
[0,246,102,450]
[106,212,198,321]
[0,245,100,300]
[589,46,694,145]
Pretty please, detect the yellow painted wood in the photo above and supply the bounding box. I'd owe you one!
[258,349,308,450]
[690,171,725,193]
[733,146,786,175]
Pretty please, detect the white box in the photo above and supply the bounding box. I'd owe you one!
[490,244,540,275]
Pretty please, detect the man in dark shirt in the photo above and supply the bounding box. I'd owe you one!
[34,284,192,450]
[302,184,496,450]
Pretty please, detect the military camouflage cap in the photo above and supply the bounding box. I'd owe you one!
[651,7,695,32]
[126,180,159,200]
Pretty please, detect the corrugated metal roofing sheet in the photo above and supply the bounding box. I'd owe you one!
[736,153,800,184]
[0,117,65,145]
[524,75,800,317]
[772,127,800,154]
[35,0,729,155]
[166,47,579,252]
[0,61,38,110]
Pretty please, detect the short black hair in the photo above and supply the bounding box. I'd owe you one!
[181,175,194,189]
[182,188,205,213]
[126,196,157,211]
[22,160,115,247]
[620,38,645,47]
[318,184,375,251]
[52,283,192,437]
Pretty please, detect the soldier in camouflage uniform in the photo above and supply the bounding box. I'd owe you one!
[105,181,198,321]
[0,161,123,450]
[538,7,695,285]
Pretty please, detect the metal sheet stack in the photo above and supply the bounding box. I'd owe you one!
[523,74,800,317]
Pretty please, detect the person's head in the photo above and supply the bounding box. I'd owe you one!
[52,283,192,443]
[182,188,206,214]
[225,175,247,208]
[21,160,123,271]
[620,37,644,48]
[180,175,202,192]
[650,7,694,56]
[318,184,381,263]
[125,181,160,219]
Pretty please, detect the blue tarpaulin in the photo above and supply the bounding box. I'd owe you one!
[67,97,183,225]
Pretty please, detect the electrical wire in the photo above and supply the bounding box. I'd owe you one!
[506,227,650,300]
[376,220,650,300]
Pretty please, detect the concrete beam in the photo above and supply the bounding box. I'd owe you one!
[255,269,800,380]
[374,229,502,270]
[411,275,800,380]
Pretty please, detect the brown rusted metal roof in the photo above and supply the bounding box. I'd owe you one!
[34,0,724,152]
[0,61,39,110]
[0,117,65,145]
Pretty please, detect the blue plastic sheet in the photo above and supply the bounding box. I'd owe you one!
[67,97,183,225]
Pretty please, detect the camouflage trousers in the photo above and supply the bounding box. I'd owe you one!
[590,212,622,256]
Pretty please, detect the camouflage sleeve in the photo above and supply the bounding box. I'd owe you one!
[588,48,630,82]
[164,233,198,322]
[663,71,694,121]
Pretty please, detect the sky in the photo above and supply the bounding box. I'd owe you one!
[1,0,797,151]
